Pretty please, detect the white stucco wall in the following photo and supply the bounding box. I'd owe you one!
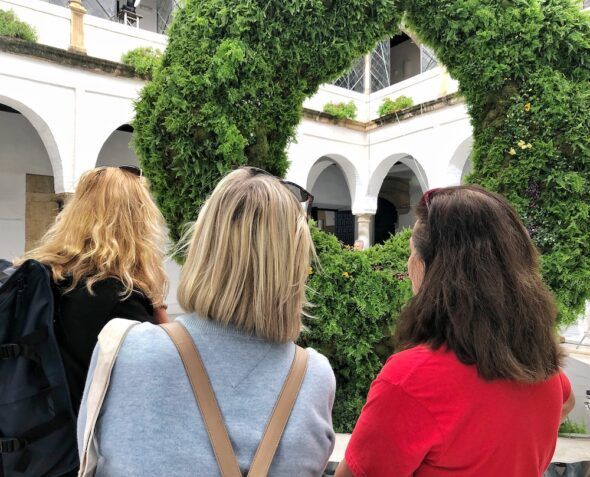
[0,0,167,63]
[0,110,53,260]
[0,0,70,50]
[311,163,352,210]
[303,84,368,122]
[0,49,146,192]
[287,101,473,216]
[306,68,461,123]
[369,68,460,120]
[96,130,138,167]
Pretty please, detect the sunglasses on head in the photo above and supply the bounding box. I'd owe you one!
[422,188,442,213]
[119,165,143,177]
[246,167,314,220]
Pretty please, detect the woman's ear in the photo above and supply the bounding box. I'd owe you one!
[408,236,426,295]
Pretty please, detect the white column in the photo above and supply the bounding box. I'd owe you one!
[363,54,372,95]
[355,213,374,249]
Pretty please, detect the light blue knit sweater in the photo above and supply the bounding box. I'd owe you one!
[77,314,336,476]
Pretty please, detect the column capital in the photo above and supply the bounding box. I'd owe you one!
[355,212,375,223]
[69,0,87,14]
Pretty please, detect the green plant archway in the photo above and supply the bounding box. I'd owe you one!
[134,0,590,430]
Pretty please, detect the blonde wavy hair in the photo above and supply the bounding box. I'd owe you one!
[177,168,314,343]
[16,167,168,306]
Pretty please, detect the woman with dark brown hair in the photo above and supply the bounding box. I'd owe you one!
[336,185,574,477]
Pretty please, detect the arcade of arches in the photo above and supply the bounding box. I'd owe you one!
[0,102,138,259]
[307,156,445,248]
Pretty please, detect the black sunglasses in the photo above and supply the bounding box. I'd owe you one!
[246,167,314,219]
[119,165,143,177]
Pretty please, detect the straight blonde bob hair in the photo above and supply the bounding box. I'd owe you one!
[16,167,168,307]
[178,167,314,343]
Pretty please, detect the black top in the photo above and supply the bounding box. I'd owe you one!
[53,277,155,415]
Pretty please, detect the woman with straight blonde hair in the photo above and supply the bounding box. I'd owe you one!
[77,167,336,477]
[14,165,169,415]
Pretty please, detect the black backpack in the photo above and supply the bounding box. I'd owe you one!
[0,259,78,477]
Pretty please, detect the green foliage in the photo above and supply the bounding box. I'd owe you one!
[0,9,37,42]
[378,95,414,116]
[559,418,587,435]
[323,101,357,120]
[401,0,590,325]
[121,47,163,79]
[133,0,402,243]
[300,226,412,432]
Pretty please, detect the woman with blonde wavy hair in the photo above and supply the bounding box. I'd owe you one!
[77,167,336,477]
[15,165,169,415]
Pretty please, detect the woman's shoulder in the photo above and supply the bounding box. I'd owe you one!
[379,345,460,387]
[121,320,169,348]
[115,321,176,368]
[58,276,152,312]
[300,346,336,395]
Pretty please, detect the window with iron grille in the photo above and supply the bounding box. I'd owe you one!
[420,45,438,73]
[370,40,391,93]
[333,57,365,93]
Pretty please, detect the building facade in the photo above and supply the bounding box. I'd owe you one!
[1,0,588,318]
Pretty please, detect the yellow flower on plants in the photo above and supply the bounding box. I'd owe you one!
[526,143,533,149]
[342,271,350,278]
[524,102,531,112]
[307,266,313,276]
[517,140,527,149]
[508,148,516,156]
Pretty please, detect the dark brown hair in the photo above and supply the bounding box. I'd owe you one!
[395,185,563,382]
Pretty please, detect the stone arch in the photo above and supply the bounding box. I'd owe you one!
[76,102,136,177]
[0,95,64,192]
[447,136,473,185]
[307,153,358,210]
[306,154,358,245]
[96,124,139,168]
[367,153,428,243]
[368,153,428,201]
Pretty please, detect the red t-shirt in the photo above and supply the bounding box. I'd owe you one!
[345,345,571,477]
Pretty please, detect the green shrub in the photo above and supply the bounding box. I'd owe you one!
[121,47,163,79]
[378,95,414,116]
[559,418,587,435]
[0,9,37,42]
[323,101,357,120]
[300,226,412,432]
[133,0,403,244]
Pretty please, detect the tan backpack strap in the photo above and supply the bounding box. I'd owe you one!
[160,322,242,477]
[248,345,309,477]
[78,318,140,477]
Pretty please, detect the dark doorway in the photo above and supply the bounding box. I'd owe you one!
[374,197,398,244]
[335,210,355,246]
[312,208,355,246]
